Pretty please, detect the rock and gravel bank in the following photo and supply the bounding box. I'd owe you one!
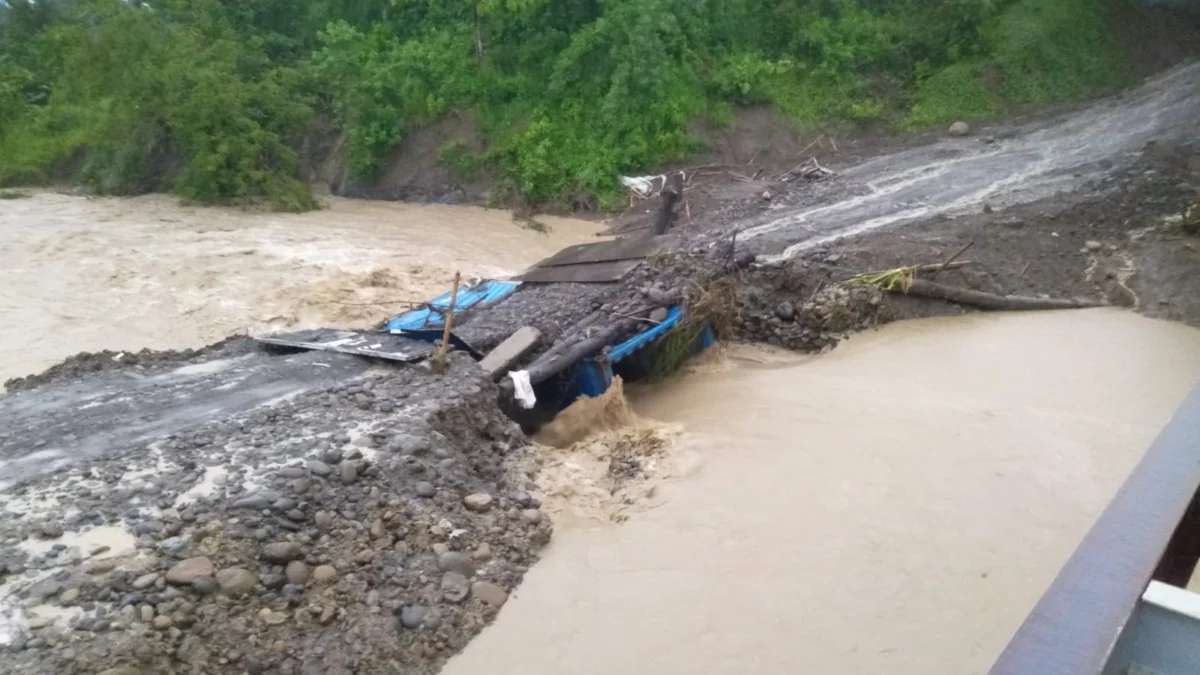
[1,354,549,675]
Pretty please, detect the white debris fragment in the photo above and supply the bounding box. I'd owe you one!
[620,175,665,198]
[509,370,536,409]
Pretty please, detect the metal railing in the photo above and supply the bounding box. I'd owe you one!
[988,385,1200,675]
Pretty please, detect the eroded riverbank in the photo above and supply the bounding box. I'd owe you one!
[442,309,1200,675]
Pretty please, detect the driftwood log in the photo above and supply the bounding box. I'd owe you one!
[900,279,1104,310]
[650,172,684,236]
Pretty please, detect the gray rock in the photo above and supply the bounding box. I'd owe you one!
[191,576,218,595]
[437,552,476,577]
[261,573,286,590]
[472,543,492,561]
[139,605,155,623]
[521,509,544,524]
[230,491,280,510]
[86,559,117,574]
[391,434,430,454]
[285,561,309,586]
[463,493,493,513]
[132,573,159,590]
[646,287,676,305]
[775,301,795,321]
[339,462,357,485]
[133,521,159,536]
[159,537,184,555]
[415,482,436,498]
[314,511,334,529]
[399,605,427,629]
[311,564,338,584]
[165,557,214,585]
[440,572,470,603]
[1085,240,1103,251]
[215,567,258,597]
[260,609,289,625]
[306,460,332,476]
[648,307,669,323]
[471,581,509,608]
[261,542,302,563]
[291,478,310,494]
[39,522,64,539]
[949,120,970,136]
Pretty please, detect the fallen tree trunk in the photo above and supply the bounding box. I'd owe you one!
[650,172,684,236]
[900,279,1105,310]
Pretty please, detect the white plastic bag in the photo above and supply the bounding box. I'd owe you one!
[620,175,665,198]
[509,370,537,409]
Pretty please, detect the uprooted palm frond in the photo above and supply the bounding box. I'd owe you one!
[845,266,917,292]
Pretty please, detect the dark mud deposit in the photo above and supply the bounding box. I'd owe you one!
[3,64,1200,675]
[731,136,1200,349]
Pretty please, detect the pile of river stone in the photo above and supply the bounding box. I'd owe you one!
[733,262,887,351]
[0,352,551,675]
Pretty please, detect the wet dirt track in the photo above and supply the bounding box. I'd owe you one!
[739,63,1200,259]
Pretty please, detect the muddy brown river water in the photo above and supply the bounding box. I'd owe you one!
[444,309,1200,675]
[5,192,1200,673]
[0,192,601,383]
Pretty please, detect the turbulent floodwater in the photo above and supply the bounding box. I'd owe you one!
[443,309,1200,675]
[0,193,601,383]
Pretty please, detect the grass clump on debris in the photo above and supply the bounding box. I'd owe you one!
[846,267,917,293]
[650,277,735,381]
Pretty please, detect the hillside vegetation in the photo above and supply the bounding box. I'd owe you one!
[0,0,1139,210]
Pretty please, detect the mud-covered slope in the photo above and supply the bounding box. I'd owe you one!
[721,63,1200,260]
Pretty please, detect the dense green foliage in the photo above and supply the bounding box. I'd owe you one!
[0,0,1139,209]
